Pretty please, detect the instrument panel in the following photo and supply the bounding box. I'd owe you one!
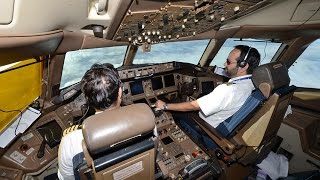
[0,62,222,178]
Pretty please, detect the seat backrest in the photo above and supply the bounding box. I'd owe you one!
[216,61,290,137]
[80,103,156,180]
[216,89,266,137]
[232,62,296,165]
[233,62,292,144]
[183,62,295,164]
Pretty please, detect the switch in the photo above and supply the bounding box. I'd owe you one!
[192,150,199,158]
[184,155,191,162]
[163,14,169,25]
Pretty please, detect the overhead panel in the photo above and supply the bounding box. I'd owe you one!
[0,0,14,24]
[113,0,271,45]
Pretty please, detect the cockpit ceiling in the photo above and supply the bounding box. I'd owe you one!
[0,0,273,40]
[112,0,270,44]
[1,0,320,45]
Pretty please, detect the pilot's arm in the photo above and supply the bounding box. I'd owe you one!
[155,100,200,112]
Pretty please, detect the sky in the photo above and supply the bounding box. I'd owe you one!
[60,39,320,89]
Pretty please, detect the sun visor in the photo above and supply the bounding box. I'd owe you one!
[0,59,42,133]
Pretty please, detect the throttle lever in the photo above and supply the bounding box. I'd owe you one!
[37,134,48,159]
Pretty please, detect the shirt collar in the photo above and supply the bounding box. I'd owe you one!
[228,74,252,83]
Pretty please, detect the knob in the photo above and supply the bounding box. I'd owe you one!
[234,6,240,12]
[20,144,29,152]
[184,155,191,162]
[169,173,175,179]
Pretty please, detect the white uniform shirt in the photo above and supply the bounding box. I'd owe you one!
[57,129,83,180]
[197,75,254,128]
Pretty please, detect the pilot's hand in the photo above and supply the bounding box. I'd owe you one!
[155,100,166,110]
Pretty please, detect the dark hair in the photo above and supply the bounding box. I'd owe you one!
[234,45,261,74]
[80,63,121,111]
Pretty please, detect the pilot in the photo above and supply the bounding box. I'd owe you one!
[155,45,261,149]
[57,63,123,180]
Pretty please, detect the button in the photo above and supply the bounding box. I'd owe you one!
[192,150,199,158]
[185,155,191,162]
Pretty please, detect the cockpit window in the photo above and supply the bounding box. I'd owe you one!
[60,46,127,89]
[134,40,209,65]
[210,38,281,67]
[289,39,320,89]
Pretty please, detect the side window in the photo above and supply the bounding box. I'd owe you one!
[210,38,281,67]
[288,39,320,89]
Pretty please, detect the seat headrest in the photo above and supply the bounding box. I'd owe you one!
[82,103,155,155]
[252,62,290,98]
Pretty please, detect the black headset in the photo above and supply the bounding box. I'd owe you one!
[238,46,252,68]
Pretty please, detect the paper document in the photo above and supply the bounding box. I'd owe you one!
[0,107,41,148]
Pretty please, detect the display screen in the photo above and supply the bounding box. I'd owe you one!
[149,98,157,104]
[151,76,163,90]
[129,80,144,95]
[202,81,214,95]
[37,120,62,148]
[161,136,174,145]
[164,74,175,87]
[133,98,148,105]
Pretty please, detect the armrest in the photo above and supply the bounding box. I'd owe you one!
[190,113,236,155]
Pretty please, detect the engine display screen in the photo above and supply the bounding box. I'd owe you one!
[37,120,62,148]
[130,80,144,95]
[164,74,175,87]
[151,76,163,90]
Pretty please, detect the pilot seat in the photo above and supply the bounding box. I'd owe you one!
[190,61,296,165]
[77,103,156,180]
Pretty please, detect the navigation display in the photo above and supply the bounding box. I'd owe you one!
[164,74,175,87]
[151,76,163,90]
[130,80,144,95]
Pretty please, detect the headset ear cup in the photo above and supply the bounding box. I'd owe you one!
[239,46,251,68]
[239,60,246,68]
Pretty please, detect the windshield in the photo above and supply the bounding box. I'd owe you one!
[134,40,210,64]
[210,38,282,67]
[60,46,127,89]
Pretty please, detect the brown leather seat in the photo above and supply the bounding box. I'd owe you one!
[80,103,156,180]
[192,62,296,165]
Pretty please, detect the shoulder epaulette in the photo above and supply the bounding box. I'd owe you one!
[224,82,234,86]
[63,124,82,136]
